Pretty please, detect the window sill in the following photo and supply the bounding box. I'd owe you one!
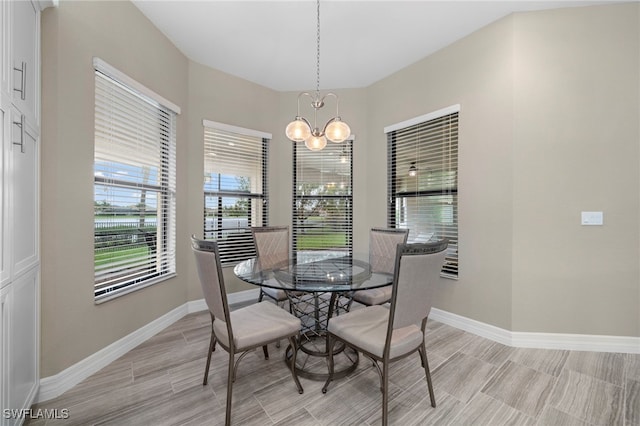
[94,273,177,304]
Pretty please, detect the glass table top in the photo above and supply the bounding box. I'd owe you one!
[233,250,393,292]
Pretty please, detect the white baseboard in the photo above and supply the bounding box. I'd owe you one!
[37,293,638,403]
[430,308,640,354]
[429,308,513,346]
[510,331,640,353]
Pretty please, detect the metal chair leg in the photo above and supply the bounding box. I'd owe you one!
[420,344,436,407]
[262,345,269,359]
[225,350,235,426]
[418,342,426,367]
[203,330,216,385]
[382,361,390,426]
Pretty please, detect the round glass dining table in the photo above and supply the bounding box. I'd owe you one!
[234,250,393,380]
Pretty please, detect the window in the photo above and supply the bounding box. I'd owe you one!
[385,105,459,277]
[293,140,353,253]
[93,58,179,302]
[203,121,269,265]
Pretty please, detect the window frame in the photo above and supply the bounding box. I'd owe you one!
[93,58,180,303]
[385,105,459,278]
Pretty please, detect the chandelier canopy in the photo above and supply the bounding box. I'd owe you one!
[285,0,351,151]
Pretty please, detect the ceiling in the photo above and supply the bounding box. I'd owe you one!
[132,0,620,92]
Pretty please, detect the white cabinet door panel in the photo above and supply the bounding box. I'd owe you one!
[0,101,8,289]
[0,1,8,96]
[10,0,37,123]
[6,269,38,424]
[0,285,9,426]
[10,107,38,277]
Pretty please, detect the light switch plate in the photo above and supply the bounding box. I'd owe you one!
[581,211,603,226]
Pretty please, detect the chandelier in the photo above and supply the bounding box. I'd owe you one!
[285,0,351,151]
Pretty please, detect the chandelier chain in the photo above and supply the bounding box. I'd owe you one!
[316,0,321,95]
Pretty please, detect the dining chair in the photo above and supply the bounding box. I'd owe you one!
[351,227,409,306]
[191,236,304,426]
[251,226,291,307]
[322,239,448,426]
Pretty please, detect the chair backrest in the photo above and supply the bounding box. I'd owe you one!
[369,227,409,274]
[191,236,230,326]
[252,226,289,269]
[388,240,448,333]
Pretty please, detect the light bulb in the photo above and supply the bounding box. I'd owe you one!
[305,135,327,151]
[325,119,351,143]
[286,118,311,142]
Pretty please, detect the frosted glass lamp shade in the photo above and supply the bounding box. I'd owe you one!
[325,119,351,143]
[286,119,311,142]
[305,135,327,151]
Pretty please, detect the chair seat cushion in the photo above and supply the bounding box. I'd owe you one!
[262,286,289,301]
[327,305,423,359]
[352,285,392,306]
[213,301,301,350]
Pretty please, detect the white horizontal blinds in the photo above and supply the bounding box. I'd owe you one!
[292,141,353,252]
[387,109,459,277]
[94,69,177,301]
[203,124,268,265]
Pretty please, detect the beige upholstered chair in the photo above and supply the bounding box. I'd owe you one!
[191,236,303,426]
[351,227,409,306]
[251,226,291,307]
[322,240,448,426]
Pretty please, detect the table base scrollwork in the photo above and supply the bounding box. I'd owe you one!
[284,291,358,381]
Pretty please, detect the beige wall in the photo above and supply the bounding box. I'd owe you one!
[511,4,640,335]
[40,1,190,377]
[40,1,639,378]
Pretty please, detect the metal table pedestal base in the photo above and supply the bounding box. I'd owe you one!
[285,335,359,381]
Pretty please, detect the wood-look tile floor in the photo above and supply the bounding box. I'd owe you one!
[27,307,639,426]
